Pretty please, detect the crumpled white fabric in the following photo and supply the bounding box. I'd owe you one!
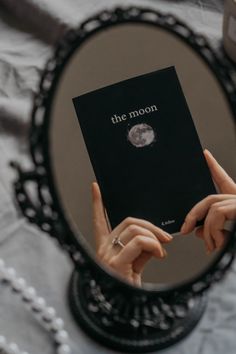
[0,1,236,354]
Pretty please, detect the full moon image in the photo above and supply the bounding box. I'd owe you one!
[127,123,156,148]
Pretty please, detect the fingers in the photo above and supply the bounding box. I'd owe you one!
[112,217,173,244]
[195,227,204,239]
[213,230,227,249]
[195,226,215,253]
[204,150,236,194]
[92,182,109,246]
[193,199,236,253]
[102,220,170,280]
[195,226,226,253]
[111,236,166,272]
[203,212,218,252]
[132,252,152,274]
[118,224,166,254]
[206,201,236,248]
[181,194,235,234]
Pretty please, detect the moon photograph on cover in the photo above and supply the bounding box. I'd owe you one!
[127,123,156,148]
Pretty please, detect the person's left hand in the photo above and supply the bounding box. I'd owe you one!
[181,150,236,253]
[92,182,173,286]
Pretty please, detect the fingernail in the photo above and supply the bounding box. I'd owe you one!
[160,249,165,258]
[165,233,173,240]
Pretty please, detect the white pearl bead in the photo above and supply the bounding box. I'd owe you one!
[55,330,69,344]
[4,267,16,281]
[51,318,64,331]
[58,344,71,354]
[0,258,71,354]
[32,297,46,311]
[43,307,56,321]
[12,277,26,292]
[8,342,19,354]
[23,287,37,301]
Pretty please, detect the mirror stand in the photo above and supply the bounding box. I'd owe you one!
[68,269,207,352]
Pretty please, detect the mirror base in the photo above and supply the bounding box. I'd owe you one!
[68,270,207,353]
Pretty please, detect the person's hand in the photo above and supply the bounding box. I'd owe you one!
[92,182,173,286]
[181,149,236,253]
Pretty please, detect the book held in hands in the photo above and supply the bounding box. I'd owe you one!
[72,66,216,234]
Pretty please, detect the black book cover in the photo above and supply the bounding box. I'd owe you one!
[73,66,216,234]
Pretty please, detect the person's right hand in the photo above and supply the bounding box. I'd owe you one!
[181,150,236,253]
[92,182,173,287]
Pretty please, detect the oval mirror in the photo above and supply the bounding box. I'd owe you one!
[46,18,236,289]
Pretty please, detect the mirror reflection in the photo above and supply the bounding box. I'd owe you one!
[50,24,236,288]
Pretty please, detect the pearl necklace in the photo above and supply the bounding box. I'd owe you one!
[0,259,71,354]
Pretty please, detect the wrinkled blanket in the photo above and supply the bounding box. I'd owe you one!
[0,1,235,354]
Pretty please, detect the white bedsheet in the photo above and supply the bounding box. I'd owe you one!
[0,1,235,354]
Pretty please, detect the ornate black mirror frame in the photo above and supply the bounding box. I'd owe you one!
[11,6,236,353]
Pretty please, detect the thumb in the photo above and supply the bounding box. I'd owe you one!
[92,182,110,247]
[204,149,236,194]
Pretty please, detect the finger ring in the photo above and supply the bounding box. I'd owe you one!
[112,236,125,248]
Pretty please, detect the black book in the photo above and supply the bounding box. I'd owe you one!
[72,66,216,234]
